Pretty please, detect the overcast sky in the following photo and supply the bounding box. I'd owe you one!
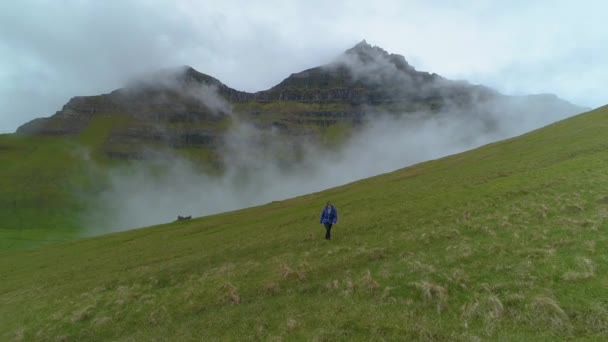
[1,0,606,133]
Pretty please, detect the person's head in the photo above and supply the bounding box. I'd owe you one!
[326,201,332,208]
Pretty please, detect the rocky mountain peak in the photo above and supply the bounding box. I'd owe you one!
[124,65,224,92]
[345,40,387,58]
[342,40,414,73]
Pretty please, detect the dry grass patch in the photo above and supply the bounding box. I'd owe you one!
[407,260,436,274]
[359,270,381,291]
[113,284,143,306]
[538,204,550,219]
[287,318,298,331]
[92,316,112,327]
[529,296,571,334]
[578,303,608,334]
[280,263,307,281]
[585,240,596,253]
[562,257,595,281]
[563,204,585,214]
[12,329,25,342]
[461,293,505,333]
[148,305,168,325]
[70,304,95,323]
[518,247,555,259]
[447,269,469,290]
[413,281,448,313]
[366,247,386,261]
[219,283,241,305]
[261,281,281,296]
[325,279,340,291]
[325,274,379,296]
[480,226,497,237]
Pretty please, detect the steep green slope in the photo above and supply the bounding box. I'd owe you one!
[0,134,91,250]
[0,112,222,251]
[1,105,608,340]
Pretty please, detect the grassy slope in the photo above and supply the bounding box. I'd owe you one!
[0,107,347,252]
[2,106,608,340]
[0,113,130,251]
[0,113,198,251]
[0,134,91,250]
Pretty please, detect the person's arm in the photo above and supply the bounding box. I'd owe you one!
[333,208,338,224]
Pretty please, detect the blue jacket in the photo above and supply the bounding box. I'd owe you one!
[320,206,338,224]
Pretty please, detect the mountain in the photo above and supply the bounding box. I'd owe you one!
[1,41,588,250]
[15,41,584,162]
[2,105,608,340]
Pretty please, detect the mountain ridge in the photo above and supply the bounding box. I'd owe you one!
[15,41,585,163]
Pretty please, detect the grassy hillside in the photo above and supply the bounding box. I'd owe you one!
[1,105,608,340]
[0,112,219,251]
[0,134,93,250]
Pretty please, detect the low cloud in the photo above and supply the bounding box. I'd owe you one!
[81,92,582,234]
[122,66,233,115]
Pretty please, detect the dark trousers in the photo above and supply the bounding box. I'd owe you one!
[324,223,333,240]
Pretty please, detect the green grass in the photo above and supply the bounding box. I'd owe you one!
[2,105,608,340]
[0,112,224,251]
[0,134,93,250]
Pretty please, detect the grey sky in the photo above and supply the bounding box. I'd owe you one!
[1,0,606,133]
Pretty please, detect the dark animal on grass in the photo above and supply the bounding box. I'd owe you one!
[177,215,192,221]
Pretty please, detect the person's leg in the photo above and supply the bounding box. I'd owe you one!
[324,223,332,240]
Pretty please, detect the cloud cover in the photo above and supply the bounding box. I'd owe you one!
[1,0,607,132]
[82,74,581,233]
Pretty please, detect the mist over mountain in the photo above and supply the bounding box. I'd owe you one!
[14,41,586,232]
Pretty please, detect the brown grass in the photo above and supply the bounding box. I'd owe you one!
[530,296,571,333]
[12,329,25,342]
[359,270,381,291]
[407,260,436,274]
[287,318,298,331]
[148,306,168,325]
[261,281,281,296]
[447,269,469,289]
[92,316,112,327]
[71,305,95,323]
[562,257,595,281]
[461,294,504,326]
[367,247,386,261]
[413,281,448,313]
[280,263,307,281]
[219,283,241,304]
[585,240,596,253]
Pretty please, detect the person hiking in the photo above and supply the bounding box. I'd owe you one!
[319,201,338,240]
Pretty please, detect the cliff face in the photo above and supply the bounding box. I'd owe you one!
[17,66,240,157]
[16,41,584,161]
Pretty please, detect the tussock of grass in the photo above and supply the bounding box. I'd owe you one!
[530,296,572,334]
[219,283,241,305]
[413,281,448,313]
[280,263,307,281]
[461,293,505,334]
[70,305,95,323]
[286,318,298,331]
[562,257,595,281]
[365,247,386,261]
[359,270,381,291]
[261,281,281,296]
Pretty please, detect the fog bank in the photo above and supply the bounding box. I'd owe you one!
[83,96,582,234]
